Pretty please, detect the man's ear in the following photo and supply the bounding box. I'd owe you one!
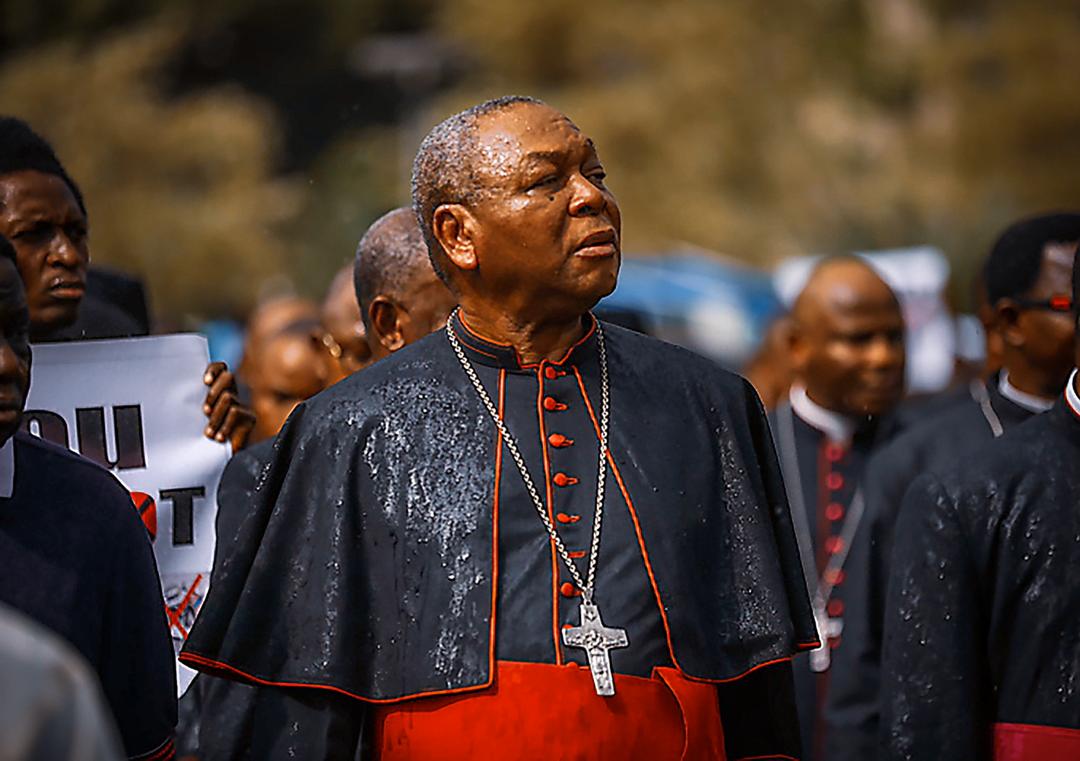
[369,296,406,353]
[432,204,479,273]
[995,299,1025,348]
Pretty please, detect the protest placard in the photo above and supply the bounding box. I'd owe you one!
[24,334,230,695]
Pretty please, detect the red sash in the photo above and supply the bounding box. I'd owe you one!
[994,722,1080,761]
[372,661,726,760]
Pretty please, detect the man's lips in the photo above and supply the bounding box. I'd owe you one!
[47,277,85,301]
[573,229,619,259]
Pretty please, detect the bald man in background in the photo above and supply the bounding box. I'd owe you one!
[355,207,456,361]
[767,256,906,761]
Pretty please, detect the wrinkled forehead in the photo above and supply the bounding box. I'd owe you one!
[471,104,591,187]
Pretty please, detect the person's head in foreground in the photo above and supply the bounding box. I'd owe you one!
[411,96,620,357]
[0,117,89,341]
[354,207,456,363]
[982,212,1080,399]
[787,256,906,418]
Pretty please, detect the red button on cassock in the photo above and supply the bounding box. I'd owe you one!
[543,396,566,412]
[825,502,845,522]
[544,366,559,380]
[548,433,574,448]
[825,443,846,462]
[560,582,580,598]
[827,599,844,618]
[825,536,845,555]
[556,512,581,524]
[824,568,846,586]
[553,473,579,487]
[826,472,844,491]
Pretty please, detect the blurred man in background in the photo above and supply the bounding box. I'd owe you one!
[879,242,1080,760]
[354,206,456,362]
[237,296,327,444]
[768,255,906,761]
[0,235,176,760]
[827,212,1080,760]
[0,116,254,450]
[320,264,372,384]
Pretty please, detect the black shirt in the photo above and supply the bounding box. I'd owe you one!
[0,432,177,759]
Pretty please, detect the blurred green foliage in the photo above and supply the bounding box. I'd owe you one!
[1,0,1078,322]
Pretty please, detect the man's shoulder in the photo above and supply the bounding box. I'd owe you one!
[14,432,129,493]
[869,397,987,474]
[11,432,139,526]
[301,330,460,413]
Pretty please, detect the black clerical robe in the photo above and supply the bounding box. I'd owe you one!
[0,432,177,760]
[768,399,899,761]
[825,379,1036,761]
[880,393,1080,759]
[182,313,817,760]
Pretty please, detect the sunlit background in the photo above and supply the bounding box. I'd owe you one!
[3,0,1079,363]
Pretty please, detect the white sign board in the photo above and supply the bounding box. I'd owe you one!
[24,334,229,695]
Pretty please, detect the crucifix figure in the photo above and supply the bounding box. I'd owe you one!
[561,601,629,696]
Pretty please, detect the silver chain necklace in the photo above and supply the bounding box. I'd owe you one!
[446,310,628,696]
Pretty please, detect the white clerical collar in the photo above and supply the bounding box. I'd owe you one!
[788,385,857,444]
[0,439,12,499]
[999,371,1055,414]
[1065,369,1080,419]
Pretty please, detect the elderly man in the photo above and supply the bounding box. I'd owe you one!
[767,256,906,761]
[183,96,815,760]
[0,235,176,760]
[825,212,1080,760]
[879,245,1080,760]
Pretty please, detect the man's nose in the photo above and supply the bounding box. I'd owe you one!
[47,232,86,269]
[567,173,606,217]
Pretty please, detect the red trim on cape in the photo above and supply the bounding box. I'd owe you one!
[993,721,1080,761]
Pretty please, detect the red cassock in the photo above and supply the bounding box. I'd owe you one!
[373,662,726,761]
[993,723,1080,761]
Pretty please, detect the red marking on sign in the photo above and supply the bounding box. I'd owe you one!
[131,491,157,541]
[166,573,203,640]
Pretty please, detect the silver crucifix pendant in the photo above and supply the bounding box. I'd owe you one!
[561,601,629,696]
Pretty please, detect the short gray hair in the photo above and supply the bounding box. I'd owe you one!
[354,207,430,330]
[410,95,545,283]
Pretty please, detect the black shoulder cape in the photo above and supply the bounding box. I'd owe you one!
[182,322,817,702]
[880,400,1080,759]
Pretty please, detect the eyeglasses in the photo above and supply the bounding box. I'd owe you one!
[1013,295,1073,313]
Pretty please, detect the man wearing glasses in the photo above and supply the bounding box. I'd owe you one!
[826,212,1080,760]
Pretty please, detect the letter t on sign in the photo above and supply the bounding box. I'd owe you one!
[159,487,206,546]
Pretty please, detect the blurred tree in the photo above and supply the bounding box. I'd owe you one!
[426,0,1080,307]
[0,16,303,323]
